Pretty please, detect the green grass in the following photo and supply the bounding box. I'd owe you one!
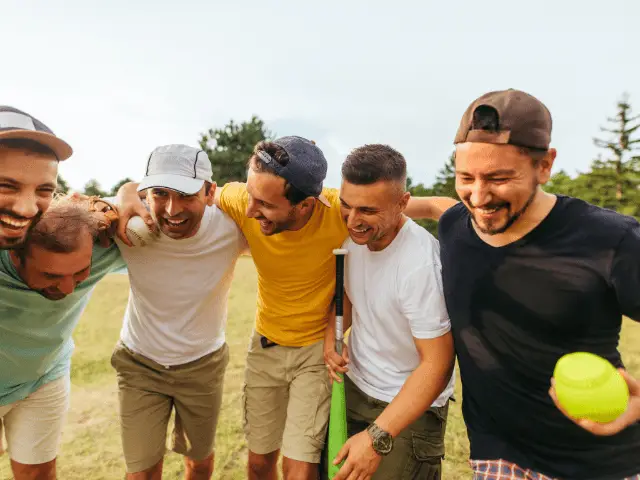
[1,256,639,479]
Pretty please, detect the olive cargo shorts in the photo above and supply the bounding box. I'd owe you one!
[242,330,331,464]
[344,375,449,480]
[111,341,229,473]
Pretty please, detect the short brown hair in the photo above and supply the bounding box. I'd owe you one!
[18,197,100,261]
[0,139,58,159]
[341,144,407,188]
[248,141,308,205]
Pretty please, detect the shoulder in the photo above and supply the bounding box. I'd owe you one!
[202,205,243,240]
[321,187,340,206]
[557,195,638,239]
[401,220,441,266]
[437,202,468,238]
[219,182,248,207]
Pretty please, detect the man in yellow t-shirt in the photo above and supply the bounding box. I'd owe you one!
[216,137,346,480]
[114,137,453,480]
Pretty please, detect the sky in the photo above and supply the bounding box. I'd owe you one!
[2,0,638,192]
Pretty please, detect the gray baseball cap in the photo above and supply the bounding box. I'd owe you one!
[0,105,73,160]
[256,135,330,206]
[137,144,213,195]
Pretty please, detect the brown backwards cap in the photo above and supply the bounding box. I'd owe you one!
[454,89,552,151]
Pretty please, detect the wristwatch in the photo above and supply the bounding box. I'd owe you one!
[366,422,394,456]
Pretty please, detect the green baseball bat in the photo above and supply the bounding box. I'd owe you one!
[328,248,348,479]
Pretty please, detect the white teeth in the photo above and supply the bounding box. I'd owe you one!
[0,215,30,228]
[166,218,187,226]
[352,227,368,233]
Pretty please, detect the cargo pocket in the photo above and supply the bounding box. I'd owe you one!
[406,432,445,480]
[305,375,332,450]
[241,383,250,438]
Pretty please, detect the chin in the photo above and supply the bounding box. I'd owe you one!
[0,235,27,250]
[349,234,369,245]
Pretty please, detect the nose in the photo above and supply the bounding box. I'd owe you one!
[11,191,40,219]
[57,277,76,296]
[346,209,361,229]
[165,197,182,217]
[468,181,492,208]
[246,198,259,218]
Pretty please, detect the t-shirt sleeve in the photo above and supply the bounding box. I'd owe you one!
[218,182,249,227]
[610,223,640,322]
[399,263,451,339]
[91,244,127,276]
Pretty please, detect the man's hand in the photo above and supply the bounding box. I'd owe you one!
[114,182,157,246]
[549,368,640,436]
[323,339,349,384]
[332,430,381,480]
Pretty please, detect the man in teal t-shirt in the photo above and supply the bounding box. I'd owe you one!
[0,198,124,479]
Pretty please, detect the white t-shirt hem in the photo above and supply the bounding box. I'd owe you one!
[346,368,453,408]
[120,335,226,367]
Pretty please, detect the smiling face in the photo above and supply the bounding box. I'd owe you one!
[454,143,555,235]
[146,183,215,239]
[0,145,58,249]
[245,162,314,236]
[340,180,409,251]
[14,232,94,300]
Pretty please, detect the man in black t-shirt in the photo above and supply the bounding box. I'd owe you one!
[437,89,640,480]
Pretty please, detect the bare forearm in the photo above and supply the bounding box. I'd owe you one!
[405,196,459,221]
[374,341,454,437]
[116,181,144,201]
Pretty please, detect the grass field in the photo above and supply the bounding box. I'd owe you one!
[1,256,639,479]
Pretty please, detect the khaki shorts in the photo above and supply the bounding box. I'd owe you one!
[0,376,70,465]
[242,330,331,464]
[111,341,229,473]
[345,375,449,480]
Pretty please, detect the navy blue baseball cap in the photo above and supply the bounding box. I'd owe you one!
[256,136,330,206]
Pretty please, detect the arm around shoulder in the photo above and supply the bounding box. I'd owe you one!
[405,196,459,221]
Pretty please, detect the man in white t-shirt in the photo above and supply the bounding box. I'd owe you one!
[109,144,246,480]
[324,144,456,480]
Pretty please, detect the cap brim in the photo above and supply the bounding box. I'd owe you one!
[318,193,331,207]
[137,174,204,195]
[0,130,73,161]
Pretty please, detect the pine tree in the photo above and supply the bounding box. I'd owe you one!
[590,93,640,210]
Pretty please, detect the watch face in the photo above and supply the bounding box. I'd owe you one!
[374,434,393,454]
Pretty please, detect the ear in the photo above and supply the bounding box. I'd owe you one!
[205,182,217,207]
[297,197,315,214]
[538,148,557,184]
[399,191,411,211]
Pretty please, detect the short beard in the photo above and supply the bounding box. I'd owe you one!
[472,188,537,236]
[0,211,42,250]
[264,208,298,236]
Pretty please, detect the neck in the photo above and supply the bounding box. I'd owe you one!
[8,250,24,279]
[475,189,557,247]
[287,199,316,231]
[368,215,407,252]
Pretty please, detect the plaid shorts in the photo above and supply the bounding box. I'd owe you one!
[470,459,640,480]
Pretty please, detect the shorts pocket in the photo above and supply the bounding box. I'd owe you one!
[305,376,332,449]
[241,383,250,438]
[412,432,445,463]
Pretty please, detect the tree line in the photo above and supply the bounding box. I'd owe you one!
[58,94,639,238]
